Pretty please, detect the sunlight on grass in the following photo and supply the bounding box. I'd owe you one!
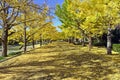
[0,42,119,80]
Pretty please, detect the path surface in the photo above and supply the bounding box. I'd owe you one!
[0,42,120,80]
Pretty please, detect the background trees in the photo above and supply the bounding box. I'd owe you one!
[0,0,120,57]
[56,0,120,54]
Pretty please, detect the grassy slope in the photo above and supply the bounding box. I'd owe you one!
[0,42,119,80]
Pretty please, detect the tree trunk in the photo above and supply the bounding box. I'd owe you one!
[32,35,35,48]
[81,38,85,46]
[24,26,27,53]
[32,39,35,49]
[107,27,112,55]
[40,34,42,47]
[68,37,70,43]
[67,38,69,43]
[2,29,8,57]
[1,1,8,57]
[69,37,72,43]
[23,11,27,53]
[88,36,92,51]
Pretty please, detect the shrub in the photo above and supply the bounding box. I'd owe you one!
[0,56,4,60]
[93,41,105,47]
[113,44,120,53]
[8,51,22,56]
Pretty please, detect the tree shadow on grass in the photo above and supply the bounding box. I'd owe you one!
[0,51,119,80]
[27,45,79,54]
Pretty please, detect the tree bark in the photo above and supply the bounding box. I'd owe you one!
[88,36,92,51]
[67,38,69,43]
[32,39,35,49]
[40,34,42,47]
[24,26,27,53]
[107,27,112,55]
[32,34,35,48]
[1,1,8,57]
[68,37,71,43]
[2,28,8,57]
[23,11,27,53]
[81,38,85,46]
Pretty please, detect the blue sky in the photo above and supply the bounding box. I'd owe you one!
[33,0,64,31]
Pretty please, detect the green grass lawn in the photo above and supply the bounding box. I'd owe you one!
[0,42,119,80]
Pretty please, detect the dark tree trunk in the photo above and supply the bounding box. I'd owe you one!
[23,11,27,53]
[81,38,85,46]
[40,34,42,47]
[32,39,35,49]
[69,37,73,43]
[24,26,27,53]
[2,28,8,57]
[1,1,8,57]
[40,40,42,47]
[88,36,92,51]
[32,35,35,49]
[68,37,71,43]
[107,27,112,55]
[67,38,69,43]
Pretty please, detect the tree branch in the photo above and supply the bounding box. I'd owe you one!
[10,18,42,27]
[8,31,15,36]
[26,22,50,42]
[8,8,20,29]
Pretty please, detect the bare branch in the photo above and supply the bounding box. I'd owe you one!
[10,17,43,27]
[8,8,20,27]
[7,8,15,22]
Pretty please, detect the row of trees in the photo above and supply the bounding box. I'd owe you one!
[8,22,59,47]
[0,0,60,57]
[56,0,120,54]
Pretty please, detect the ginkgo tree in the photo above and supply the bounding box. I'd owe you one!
[38,23,59,45]
[56,0,120,54]
[0,0,21,57]
[0,0,50,57]
[55,0,87,46]
[59,24,81,43]
[100,0,120,54]
[66,0,107,50]
[9,16,51,50]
